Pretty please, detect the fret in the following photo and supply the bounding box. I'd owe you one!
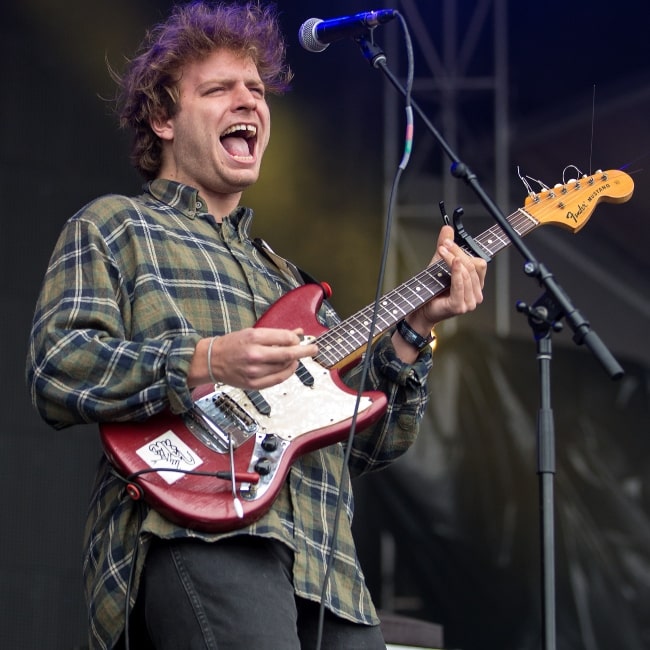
[476,227,508,256]
[325,328,357,357]
[343,313,367,337]
[400,279,432,306]
[378,296,408,323]
[314,344,338,368]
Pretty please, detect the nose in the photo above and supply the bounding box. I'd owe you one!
[233,83,257,111]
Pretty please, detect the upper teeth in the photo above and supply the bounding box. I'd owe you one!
[222,124,256,137]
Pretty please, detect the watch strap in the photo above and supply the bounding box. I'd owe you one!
[396,319,435,351]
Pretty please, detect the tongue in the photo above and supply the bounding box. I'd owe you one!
[221,136,250,157]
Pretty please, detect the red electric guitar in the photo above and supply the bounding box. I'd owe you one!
[100,169,634,532]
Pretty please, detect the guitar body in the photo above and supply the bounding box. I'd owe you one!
[100,284,388,532]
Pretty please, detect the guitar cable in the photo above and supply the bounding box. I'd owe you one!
[110,464,259,500]
[314,12,415,650]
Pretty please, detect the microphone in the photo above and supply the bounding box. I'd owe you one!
[298,9,397,53]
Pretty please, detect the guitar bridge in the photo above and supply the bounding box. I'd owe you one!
[184,390,259,454]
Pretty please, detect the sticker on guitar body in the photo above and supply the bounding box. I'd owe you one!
[135,431,205,485]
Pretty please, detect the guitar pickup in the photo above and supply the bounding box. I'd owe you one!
[244,389,272,416]
[295,361,315,387]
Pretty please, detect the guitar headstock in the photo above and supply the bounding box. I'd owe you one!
[523,169,634,233]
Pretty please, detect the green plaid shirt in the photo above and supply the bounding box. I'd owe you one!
[26,180,432,649]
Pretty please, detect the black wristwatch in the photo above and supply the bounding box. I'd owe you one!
[396,319,436,352]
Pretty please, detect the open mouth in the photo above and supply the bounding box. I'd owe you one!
[220,123,257,162]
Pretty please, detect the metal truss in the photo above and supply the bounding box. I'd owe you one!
[382,0,511,335]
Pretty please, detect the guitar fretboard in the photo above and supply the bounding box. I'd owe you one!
[314,208,538,369]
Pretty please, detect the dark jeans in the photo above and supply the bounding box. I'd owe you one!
[129,535,385,650]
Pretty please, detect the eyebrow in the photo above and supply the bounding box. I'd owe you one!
[194,75,265,90]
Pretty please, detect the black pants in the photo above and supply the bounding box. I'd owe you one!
[129,535,385,650]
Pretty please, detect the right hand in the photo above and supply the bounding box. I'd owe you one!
[188,327,318,390]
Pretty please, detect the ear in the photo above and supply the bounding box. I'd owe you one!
[150,113,174,141]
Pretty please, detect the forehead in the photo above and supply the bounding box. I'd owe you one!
[179,48,262,87]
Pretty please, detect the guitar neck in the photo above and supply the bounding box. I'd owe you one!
[314,207,538,369]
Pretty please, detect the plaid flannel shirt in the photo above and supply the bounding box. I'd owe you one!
[26,180,433,649]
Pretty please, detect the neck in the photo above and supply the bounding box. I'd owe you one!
[203,193,242,222]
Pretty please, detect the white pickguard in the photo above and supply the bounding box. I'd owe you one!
[201,357,373,442]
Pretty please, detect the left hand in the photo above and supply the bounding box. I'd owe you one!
[392,224,487,360]
[419,224,487,324]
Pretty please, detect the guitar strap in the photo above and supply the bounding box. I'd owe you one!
[252,237,321,288]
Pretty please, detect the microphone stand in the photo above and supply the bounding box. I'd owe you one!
[354,36,624,650]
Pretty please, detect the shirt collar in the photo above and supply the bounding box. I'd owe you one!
[144,178,253,236]
[145,179,206,219]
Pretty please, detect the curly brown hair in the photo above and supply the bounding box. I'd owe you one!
[113,1,292,180]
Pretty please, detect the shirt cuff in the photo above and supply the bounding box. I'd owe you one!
[165,332,203,413]
[373,332,433,388]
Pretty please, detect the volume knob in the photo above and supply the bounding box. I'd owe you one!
[261,434,279,452]
[254,459,273,476]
